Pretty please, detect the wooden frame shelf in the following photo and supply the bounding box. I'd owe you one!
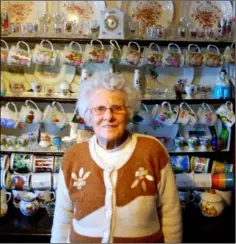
[1,96,234,105]
[1,36,234,47]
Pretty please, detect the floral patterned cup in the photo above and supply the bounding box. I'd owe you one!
[7,41,31,67]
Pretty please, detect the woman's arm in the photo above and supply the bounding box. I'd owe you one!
[51,168,74,243]
[157,162,182,243]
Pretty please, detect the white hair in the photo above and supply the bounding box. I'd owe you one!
[76,72,141,126]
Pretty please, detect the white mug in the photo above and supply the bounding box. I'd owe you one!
[152,102,178,126]
[180,102,197,126]
[216,101,235,128]
[197,103,218,126]
[31,172,52,190]
[19,100,42,124]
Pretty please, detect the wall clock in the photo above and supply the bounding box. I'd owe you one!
[99,7,128,39]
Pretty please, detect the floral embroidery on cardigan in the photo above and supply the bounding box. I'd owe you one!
[71,167,91,190]
[131,167,154,192]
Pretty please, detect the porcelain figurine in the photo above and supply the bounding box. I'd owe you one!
[213,69,231,99]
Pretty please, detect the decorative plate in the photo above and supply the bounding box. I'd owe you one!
[120,1,174,28]
[1,1,46,23]
[182,1,233,29]
[145,66,194,88]
[24,64,75,92]
[48,1,106,22]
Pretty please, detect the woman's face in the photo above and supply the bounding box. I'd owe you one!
[89,88,130,143]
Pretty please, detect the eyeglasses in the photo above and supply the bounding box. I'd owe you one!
[89,105,127,116]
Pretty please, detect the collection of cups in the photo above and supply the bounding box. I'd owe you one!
[0,99,69,128]
[0,154,60,217]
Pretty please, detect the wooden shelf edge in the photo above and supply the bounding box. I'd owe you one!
[1,36,234,47]
[1,96,234,104]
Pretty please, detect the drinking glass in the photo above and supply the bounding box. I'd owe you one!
[128,21,138,39]
[137,21,147,39]
[52,12,64,36]
[89,20,99,38]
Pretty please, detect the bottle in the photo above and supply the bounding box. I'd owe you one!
[133,69,141,91]
[1,9,9,36]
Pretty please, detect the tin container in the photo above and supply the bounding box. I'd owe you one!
[211,161,233,174]
[170,156,190,172]
[212,173,234,189]
[190,156,210,173]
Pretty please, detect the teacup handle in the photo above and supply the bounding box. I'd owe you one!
[90,39,104,49]
[128,41,141,52]
[40,39,54,51]
[188,44,201,53]
[69,41,82,52]
[167,43,181,54]
[202,103,213,112]
[180,102,195,113]
[6,102,18,115]
[1,39,9,50]
[50,191,56,201]
[25,100,40,111]
[225,101,233,111]
[140,103,149,112]
[149,43,161,52]
[52,101,65,114]
[161,101,172,112]
[110,40,121,51]
[6,192,12,203]
[17,41,30,54]
[206,44,220,54]
[230,42,235,48]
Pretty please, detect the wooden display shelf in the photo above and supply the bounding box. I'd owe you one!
[1,95,234,105]
[1,35,234,47]
[1,150,231,157]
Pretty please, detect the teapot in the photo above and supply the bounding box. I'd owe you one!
[19,192,39,216]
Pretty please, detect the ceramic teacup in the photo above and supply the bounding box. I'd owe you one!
[34,190,56,208]
[0,102,18,129]
[216,101,235,128]
[0,190,11,203]
[19,100,42,124]
[132,103,152,126]
[16,135,29,151]
[39,132,51,148]
[12,190,28,208]
[10,83,25,96]
[186,137,198,151]
[4,136,16,150]
[174,136,185,150]
[0,154,9,170]
[31,82,43,95]
[199,136,211,151]
[197,103,218,126]
[180,102,197,126]
[152,101,178,126]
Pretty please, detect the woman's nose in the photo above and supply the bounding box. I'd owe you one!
[103,108,114,121]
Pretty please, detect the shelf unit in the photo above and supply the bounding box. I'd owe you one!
[1,36,234,47]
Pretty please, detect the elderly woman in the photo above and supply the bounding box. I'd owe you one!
[51,72,182,243]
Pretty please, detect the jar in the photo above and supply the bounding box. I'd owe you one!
[200,190,224,217]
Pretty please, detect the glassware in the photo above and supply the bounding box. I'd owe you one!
[89,20,99,38]
[205,28,215,40]
[52,12,64,36]
[197,28,205,39]
[156,26,164,39]
[128,21,138,39]
[38,12,51,36]
[137,21,146,39]
[178,27,186,39]
[189,27,197,39]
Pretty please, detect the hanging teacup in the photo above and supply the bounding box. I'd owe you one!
[185,44,203,67]
[7,41,31,67]
[1,39,9,63]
